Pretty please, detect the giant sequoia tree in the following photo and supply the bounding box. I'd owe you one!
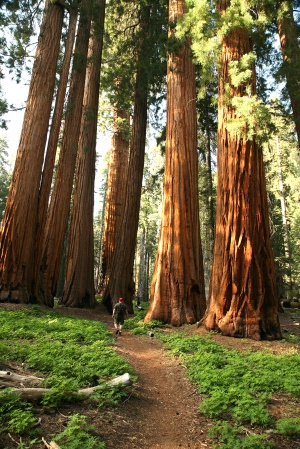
[145,0,206,326]
[62,0,106,308]
[0,0,64,303]
[100,108,130,292]
[34,8,78,295]
[102,0,167,313]
[39,0,92,306]
[203,0,282,340]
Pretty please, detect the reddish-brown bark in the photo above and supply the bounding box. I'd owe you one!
[204,0,282,340]
[145,0,206,326]
[62,0,106,308]
[0,0,64,303]
[100,108,130,292]
[102,7,151,314]
[39,0,92,306]
[35,10,78,299]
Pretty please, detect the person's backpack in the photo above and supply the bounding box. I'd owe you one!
[115,303,126,320]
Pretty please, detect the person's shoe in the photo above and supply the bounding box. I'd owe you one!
[115,329,119,334]
[119,331,122,336]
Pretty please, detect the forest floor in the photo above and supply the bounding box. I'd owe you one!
[1,302,300,449]
[54,302,300,449]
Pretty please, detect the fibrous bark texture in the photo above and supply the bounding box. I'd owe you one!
[62,0,106,308]
[102,7,150,313]
[39,0,92,306]
[204,0,282,340]
[145,0,206,326]
[34,10,78,299]
[0,0,64,303]
[100,108,130,292]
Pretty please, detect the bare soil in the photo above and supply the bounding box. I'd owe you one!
[1,302,300,449]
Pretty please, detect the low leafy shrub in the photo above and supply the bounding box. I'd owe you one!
[123,304,164,335]
[275,418,300,438]
[0,306,135,439]
[209,421,275,449]
[159,332,300,447]
[54,414,105,449]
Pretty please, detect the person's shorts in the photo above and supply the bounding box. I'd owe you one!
[115,317,125,325]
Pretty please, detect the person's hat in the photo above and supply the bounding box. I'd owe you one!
[119,297,123,302]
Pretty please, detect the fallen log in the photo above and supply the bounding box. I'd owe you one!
[0,370,43,387]
[8,373,133,401]
[42,437,61,449]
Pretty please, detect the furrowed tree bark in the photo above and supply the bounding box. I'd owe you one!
[0,0,64,303]
[39,0,92,306]
[62,0,106,308]
[102,6,151,314]
[35,9,78,300]
[276,0,300,148]
[204,0,282,340]
[145,0,206,326]
[100,107,130,292]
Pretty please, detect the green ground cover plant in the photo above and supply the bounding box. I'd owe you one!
[0,306,134,445]
[158,332,300,448]
[123,305,163,335]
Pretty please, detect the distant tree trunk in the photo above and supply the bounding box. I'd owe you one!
[39,0,92,306]
[204,104,215,252]
[204,0,282,340]
[277,0,300,147]
[35,9,78,298]
[102,7,151,313]
[137,226,148,301]
[62,0,106,308]
[100,107,130,292]
[145,0,206,326]
[0,0,64,303]
[275,136,292,297]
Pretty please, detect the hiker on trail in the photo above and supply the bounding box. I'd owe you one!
[112,298,128,336]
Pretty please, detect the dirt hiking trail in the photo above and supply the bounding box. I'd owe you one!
[57,302,300,449]
[93,305,213,449]
[1,302,300,449]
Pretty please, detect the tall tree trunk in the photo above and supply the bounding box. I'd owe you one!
[35,9,78,299]
[204,0,281,340]
[100,107,130,292]
[145,0,206,326]
[0,0,64,303]
[62,0,106,308]
[39,0,92,306]
[102,7,151,313]
[277,0,300,147]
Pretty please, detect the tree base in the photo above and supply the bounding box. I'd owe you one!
[205,312,282,341]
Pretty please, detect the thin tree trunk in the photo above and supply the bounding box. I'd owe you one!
[39,0,92,306]
[62,0,106,308]
[0,0,64,303]
[35,9,78,299]
[145,0,206,326]
[277,0,300,147]
[275,136,292,297]
[204,0,281,340]
[100,107,130,292]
